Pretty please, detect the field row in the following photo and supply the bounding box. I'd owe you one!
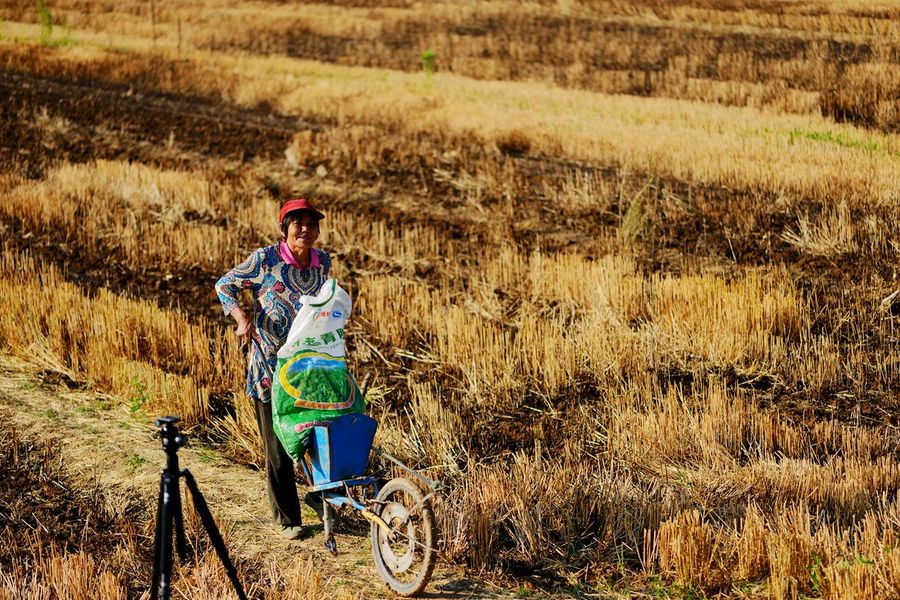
[5,0,900,128]
[4,40,900,283]
[3,31,897,205]
[4,158,898,414]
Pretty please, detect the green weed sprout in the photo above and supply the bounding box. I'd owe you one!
[421,49,436,76]
[789,127,879,152]
[53,27,73,47]
[128,377,149,414]
[35,1,72,47]
[37,0,52,45]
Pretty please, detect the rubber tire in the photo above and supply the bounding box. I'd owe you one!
[370,477,436,597]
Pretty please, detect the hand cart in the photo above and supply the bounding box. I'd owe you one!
[299,413,440,597]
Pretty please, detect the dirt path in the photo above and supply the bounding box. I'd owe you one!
[0,354,531,599]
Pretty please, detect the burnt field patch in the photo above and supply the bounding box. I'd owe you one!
[0,68,304,178]
[0,419,151,597]
[209,14,887,84]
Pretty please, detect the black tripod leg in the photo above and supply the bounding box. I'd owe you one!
[152,470,178,600]
[171,474,188,562]
[150,474,166,600]
[182,470,248,600]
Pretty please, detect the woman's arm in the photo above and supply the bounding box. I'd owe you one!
[215,249,267,341]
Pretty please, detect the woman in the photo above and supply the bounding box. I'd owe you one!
[216,198,330,540]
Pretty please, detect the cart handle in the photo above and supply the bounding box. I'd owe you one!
[372,447,442,492]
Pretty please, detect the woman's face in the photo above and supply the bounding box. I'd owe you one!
[284,213,320,255]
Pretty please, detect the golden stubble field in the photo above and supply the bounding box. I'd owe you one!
[2,0,900,598]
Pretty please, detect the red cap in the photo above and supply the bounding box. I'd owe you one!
[279,198,325,224]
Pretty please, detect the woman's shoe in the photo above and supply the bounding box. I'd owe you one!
[280,524,304,540]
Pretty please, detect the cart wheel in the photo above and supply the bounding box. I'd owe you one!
[370,477,436,597]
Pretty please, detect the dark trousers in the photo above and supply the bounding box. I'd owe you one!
[254,399,302,526]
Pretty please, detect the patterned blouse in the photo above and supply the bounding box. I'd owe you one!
[216,245,331,402]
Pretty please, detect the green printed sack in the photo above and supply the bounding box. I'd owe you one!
[272,279,365,461]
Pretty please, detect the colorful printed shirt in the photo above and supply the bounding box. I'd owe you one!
[216,245,332,402]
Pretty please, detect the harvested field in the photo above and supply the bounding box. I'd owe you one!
[2,1,900,598]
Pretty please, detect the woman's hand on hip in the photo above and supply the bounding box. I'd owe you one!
[230,308,255,344]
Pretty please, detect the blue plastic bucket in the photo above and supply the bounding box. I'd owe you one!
[308,414,377,485]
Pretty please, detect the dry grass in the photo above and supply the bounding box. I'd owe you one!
[1,548,130,600]
[0,248,239,423]
[7,0,900,126]
[2,149,899,593]
[4,21,900,209]
[3,0,900,596]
